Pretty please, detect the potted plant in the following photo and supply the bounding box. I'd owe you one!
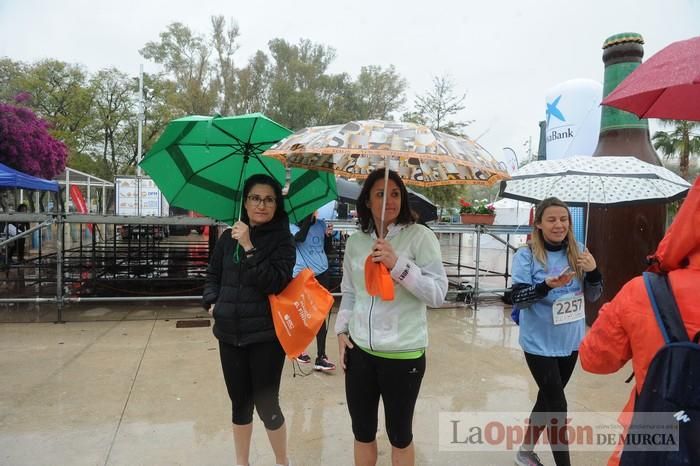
[459,198,496,224]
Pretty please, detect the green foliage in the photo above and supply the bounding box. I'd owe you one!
[458,198,495,214]
[0,58,26,103]
[265,38,341,128]
[652,120,700,180]
[354,65,407,120]
[412,184,499,218]
[407,75,473,136]
[139,22,219,115]
[15,60,94,153]
[211,15,240,116]
[1,16,413,182]
[139,19,409,131]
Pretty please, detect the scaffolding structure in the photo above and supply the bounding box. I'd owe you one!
[0,214,527,321]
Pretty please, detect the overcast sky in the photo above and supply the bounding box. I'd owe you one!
[1,0,698,163]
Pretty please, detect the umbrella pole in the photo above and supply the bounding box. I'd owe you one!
[232,157,250,263]
[379,160,390,239]
[584,201,590,246]
[584,179,594,246]
[236,156,251,223]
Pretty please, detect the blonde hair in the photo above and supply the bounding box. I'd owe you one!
[530,197,583,280]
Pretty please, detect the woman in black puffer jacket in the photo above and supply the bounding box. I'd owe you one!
[203,174,295,466]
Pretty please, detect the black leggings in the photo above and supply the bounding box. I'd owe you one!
[218,339,286,430]
[523,351,578,466]
[345,344,425,449]
[314,270,330,357]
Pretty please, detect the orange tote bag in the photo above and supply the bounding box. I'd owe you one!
[269,268,334,357]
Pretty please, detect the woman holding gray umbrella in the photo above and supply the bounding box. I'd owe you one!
[203,174,296,466]
[511,197,602,466]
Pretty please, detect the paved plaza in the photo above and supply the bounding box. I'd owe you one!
[0,301,629,466]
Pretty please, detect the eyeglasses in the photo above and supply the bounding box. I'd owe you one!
[246,194,277,207]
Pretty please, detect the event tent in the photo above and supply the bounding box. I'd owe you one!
[0,162,59,192]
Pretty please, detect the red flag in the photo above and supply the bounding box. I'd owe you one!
[69,185,94,234]
[70,185,87,213]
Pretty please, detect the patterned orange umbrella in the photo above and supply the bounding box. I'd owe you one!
[265,120,508,300]
[264,120,508,187]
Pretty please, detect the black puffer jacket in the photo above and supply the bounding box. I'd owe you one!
[202,215,295,346]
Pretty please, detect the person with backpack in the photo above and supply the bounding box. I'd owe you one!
[511,197,603,466]
[580,176,700,466]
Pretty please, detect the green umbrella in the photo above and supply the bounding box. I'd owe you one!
[139,113,336,224]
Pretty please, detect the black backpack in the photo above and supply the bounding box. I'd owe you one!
[619,272,700,466]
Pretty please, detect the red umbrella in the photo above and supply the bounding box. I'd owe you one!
[601,36,700,121]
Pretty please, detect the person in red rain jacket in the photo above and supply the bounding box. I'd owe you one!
[579,176,700,466]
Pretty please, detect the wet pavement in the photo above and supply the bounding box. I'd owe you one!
[0,303,631,466]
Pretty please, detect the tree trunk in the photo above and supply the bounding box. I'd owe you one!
[680,126,690,179]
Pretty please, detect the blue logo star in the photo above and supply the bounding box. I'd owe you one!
[546,95,566,125]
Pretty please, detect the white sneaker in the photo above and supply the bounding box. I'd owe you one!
[514,448,543,466]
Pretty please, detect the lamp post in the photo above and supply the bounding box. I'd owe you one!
[502,146,520,174]
[136,64,144,215]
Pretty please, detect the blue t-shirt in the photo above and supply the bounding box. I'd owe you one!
[289,219,329,278]
[512,244,585,357]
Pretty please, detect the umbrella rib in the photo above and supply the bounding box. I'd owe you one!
[547,175,566,199]
[267,147,504,174]
[639,88,668,119]
[209,121,250,150]
[209,117,288,155]
[166,145,238,202]
[512,171,659,180]
[647,176,673,200]
[247,117,258,147]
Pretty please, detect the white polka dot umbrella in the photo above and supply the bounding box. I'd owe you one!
[500,156,689,207]
[499,156,691,242]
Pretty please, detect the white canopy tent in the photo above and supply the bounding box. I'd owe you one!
[480,198,533,249]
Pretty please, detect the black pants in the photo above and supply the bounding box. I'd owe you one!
[14,238,25,261]
[314,270,330,358]
[345,344,425,449]
[6,238,24,263]
[218,339,286,430]
[523,351,578,466]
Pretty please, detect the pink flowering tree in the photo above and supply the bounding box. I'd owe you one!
[0,100,68,179]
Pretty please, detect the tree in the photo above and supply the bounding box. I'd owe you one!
[265,38,341,129]
[211,15,241,116]
[354,65,407,120]
[0,102,68,179]
[88,68,134,174]
[405,75,473,136]
[140,22,219,115]
[12,60,95,154]
[233,51,271,115]
[133,73,182,160]
[0,58,27,103]
[652,120,700,180]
